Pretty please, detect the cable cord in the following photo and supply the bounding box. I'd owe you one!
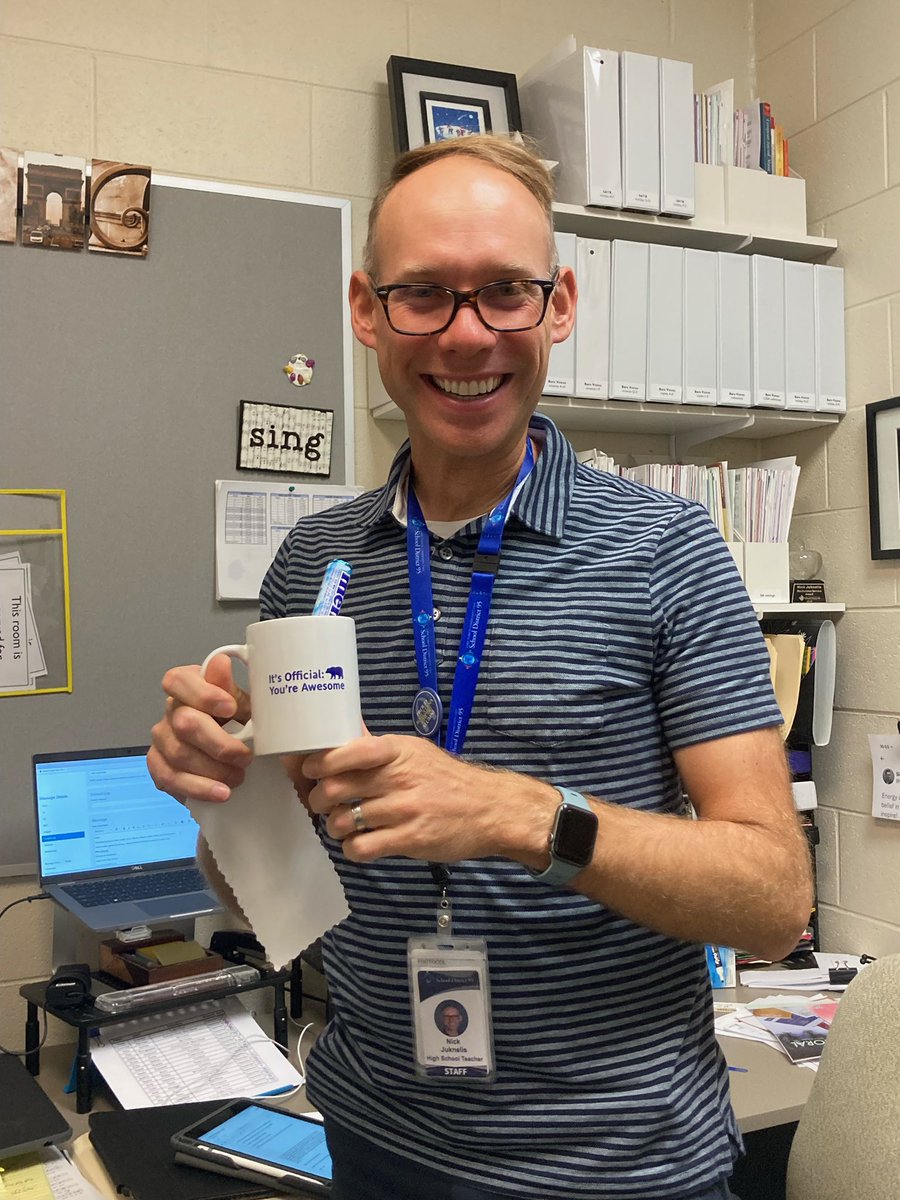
[0,893,52,1056]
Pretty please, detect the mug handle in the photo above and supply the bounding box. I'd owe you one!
[200,644,253,745]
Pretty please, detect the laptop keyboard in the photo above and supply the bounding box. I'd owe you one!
[61,867,208,908]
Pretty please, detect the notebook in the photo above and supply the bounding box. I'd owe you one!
[89,1103,268,1200]
[0,1053,72,1158]
[34,746,222,932]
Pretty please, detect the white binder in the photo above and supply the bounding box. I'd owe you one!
[716,252,752,408]
[519,38,622,209]
[574,237,610,399]
[543,231,577,396]
[659,58,695,218]
[814,264,847,413]
[620,51,660,212]
[647,244,683,402]
[750,255,786,408]
[609,240,649,401]
[683,248,718,406]
[784,260,817,411]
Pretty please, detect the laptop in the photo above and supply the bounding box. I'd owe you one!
[34,746,223,933]
[0,1053,72,1158]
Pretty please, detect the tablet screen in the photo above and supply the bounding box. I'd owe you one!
[200,1106,333,1180]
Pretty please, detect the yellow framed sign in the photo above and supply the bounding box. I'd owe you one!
[0,489,73,696]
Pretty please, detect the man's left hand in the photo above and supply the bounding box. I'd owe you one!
[300,734,554,866]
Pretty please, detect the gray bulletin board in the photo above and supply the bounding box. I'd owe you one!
[0,175,354,874]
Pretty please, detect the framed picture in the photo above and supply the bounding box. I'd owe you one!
[387,56,521,153]
[866,396,900,558]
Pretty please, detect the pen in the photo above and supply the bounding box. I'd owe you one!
[727,1066,748,1073]
[257,1084,296,1096]
[312,558,352,616]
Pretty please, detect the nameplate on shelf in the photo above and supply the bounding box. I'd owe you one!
[790,579,827,603]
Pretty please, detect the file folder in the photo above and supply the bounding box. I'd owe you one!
[717,252,752,408]
[750,255,786,408]
[620,51,660,212]
[543,230,577,396]
[683,248,718,406]
[784,260,817,411]
[519,38,622,209]
[814,264,847,413]
[609,240,649,401]
[647,243,683,402]
[659,57,695,218]
[574,237,610,399]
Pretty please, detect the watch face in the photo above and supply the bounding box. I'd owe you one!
[553,805,597,866]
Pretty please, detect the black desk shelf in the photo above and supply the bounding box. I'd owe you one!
[20,967,289,1113]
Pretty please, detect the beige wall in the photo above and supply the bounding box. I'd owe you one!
[0,0,894,1047]
[756,0,900,959]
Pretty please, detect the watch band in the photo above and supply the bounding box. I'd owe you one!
[529,787,597,886]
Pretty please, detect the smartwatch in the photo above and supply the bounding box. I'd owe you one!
[530,787,598,886]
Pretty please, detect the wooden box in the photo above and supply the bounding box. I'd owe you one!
[99,929,224,987]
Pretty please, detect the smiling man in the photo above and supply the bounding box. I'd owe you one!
[149,135,811,1200]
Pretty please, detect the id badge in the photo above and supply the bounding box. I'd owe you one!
[407,937,495,1082]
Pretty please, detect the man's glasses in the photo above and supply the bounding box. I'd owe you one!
[370,273,559,336]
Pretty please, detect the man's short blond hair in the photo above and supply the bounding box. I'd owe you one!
[363,133,557,277]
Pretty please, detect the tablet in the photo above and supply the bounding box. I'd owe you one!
[171,1100,331,1195]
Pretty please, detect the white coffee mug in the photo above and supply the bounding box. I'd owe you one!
[201,616,363,755]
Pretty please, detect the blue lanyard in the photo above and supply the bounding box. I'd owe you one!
[406,440,535,755]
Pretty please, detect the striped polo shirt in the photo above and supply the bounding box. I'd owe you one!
[259,416,782,1198]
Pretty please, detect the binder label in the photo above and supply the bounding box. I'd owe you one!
[787,392,815,409]
[686,386,716,405]
[818,393,846,412]
[613,380,644,399]
[721,388,751,407]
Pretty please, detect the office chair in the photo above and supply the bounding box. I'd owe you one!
[786,953,900,1200]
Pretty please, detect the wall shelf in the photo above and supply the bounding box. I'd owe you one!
[551,202,837,263]
[369,384,841,450]
[754,603,845,617]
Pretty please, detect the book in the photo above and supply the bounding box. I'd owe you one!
[754,1013,830,1063]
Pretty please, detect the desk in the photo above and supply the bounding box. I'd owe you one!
[46,985,828,1194]
[21,968,289,1114]
[717,983,828,1133]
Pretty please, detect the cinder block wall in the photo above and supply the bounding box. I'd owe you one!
[755,0,900,959]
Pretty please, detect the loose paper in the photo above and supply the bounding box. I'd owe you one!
[869,733,900,820]
[0,1146,106,1200]
[214,479,362,600]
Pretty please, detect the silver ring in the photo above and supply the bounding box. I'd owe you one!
[350,803,368,834]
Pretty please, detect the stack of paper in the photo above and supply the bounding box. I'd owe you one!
[715,992,839,1071]
[740,952,868,992]
[0,1146,105,1199]
[90,995,304,1108]
[728,456,800,543]
[0,550,47,692]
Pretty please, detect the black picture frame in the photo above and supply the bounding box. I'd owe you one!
[866,396,900,558]
[387,56,521,153]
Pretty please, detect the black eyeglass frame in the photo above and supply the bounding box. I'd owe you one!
[369,272,560,336]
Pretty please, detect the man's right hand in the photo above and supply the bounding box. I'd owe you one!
[147,654,253,805]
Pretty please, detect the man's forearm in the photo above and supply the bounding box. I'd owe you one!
[504,731,813,961]
[570,800,812,961]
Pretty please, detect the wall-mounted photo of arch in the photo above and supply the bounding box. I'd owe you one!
[89,160,151,257]
[0,148,18,244]
[21,151,85,250]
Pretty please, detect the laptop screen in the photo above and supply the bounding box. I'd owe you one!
[34,747,201,883]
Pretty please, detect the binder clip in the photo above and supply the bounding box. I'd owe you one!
[828,966,858,985]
